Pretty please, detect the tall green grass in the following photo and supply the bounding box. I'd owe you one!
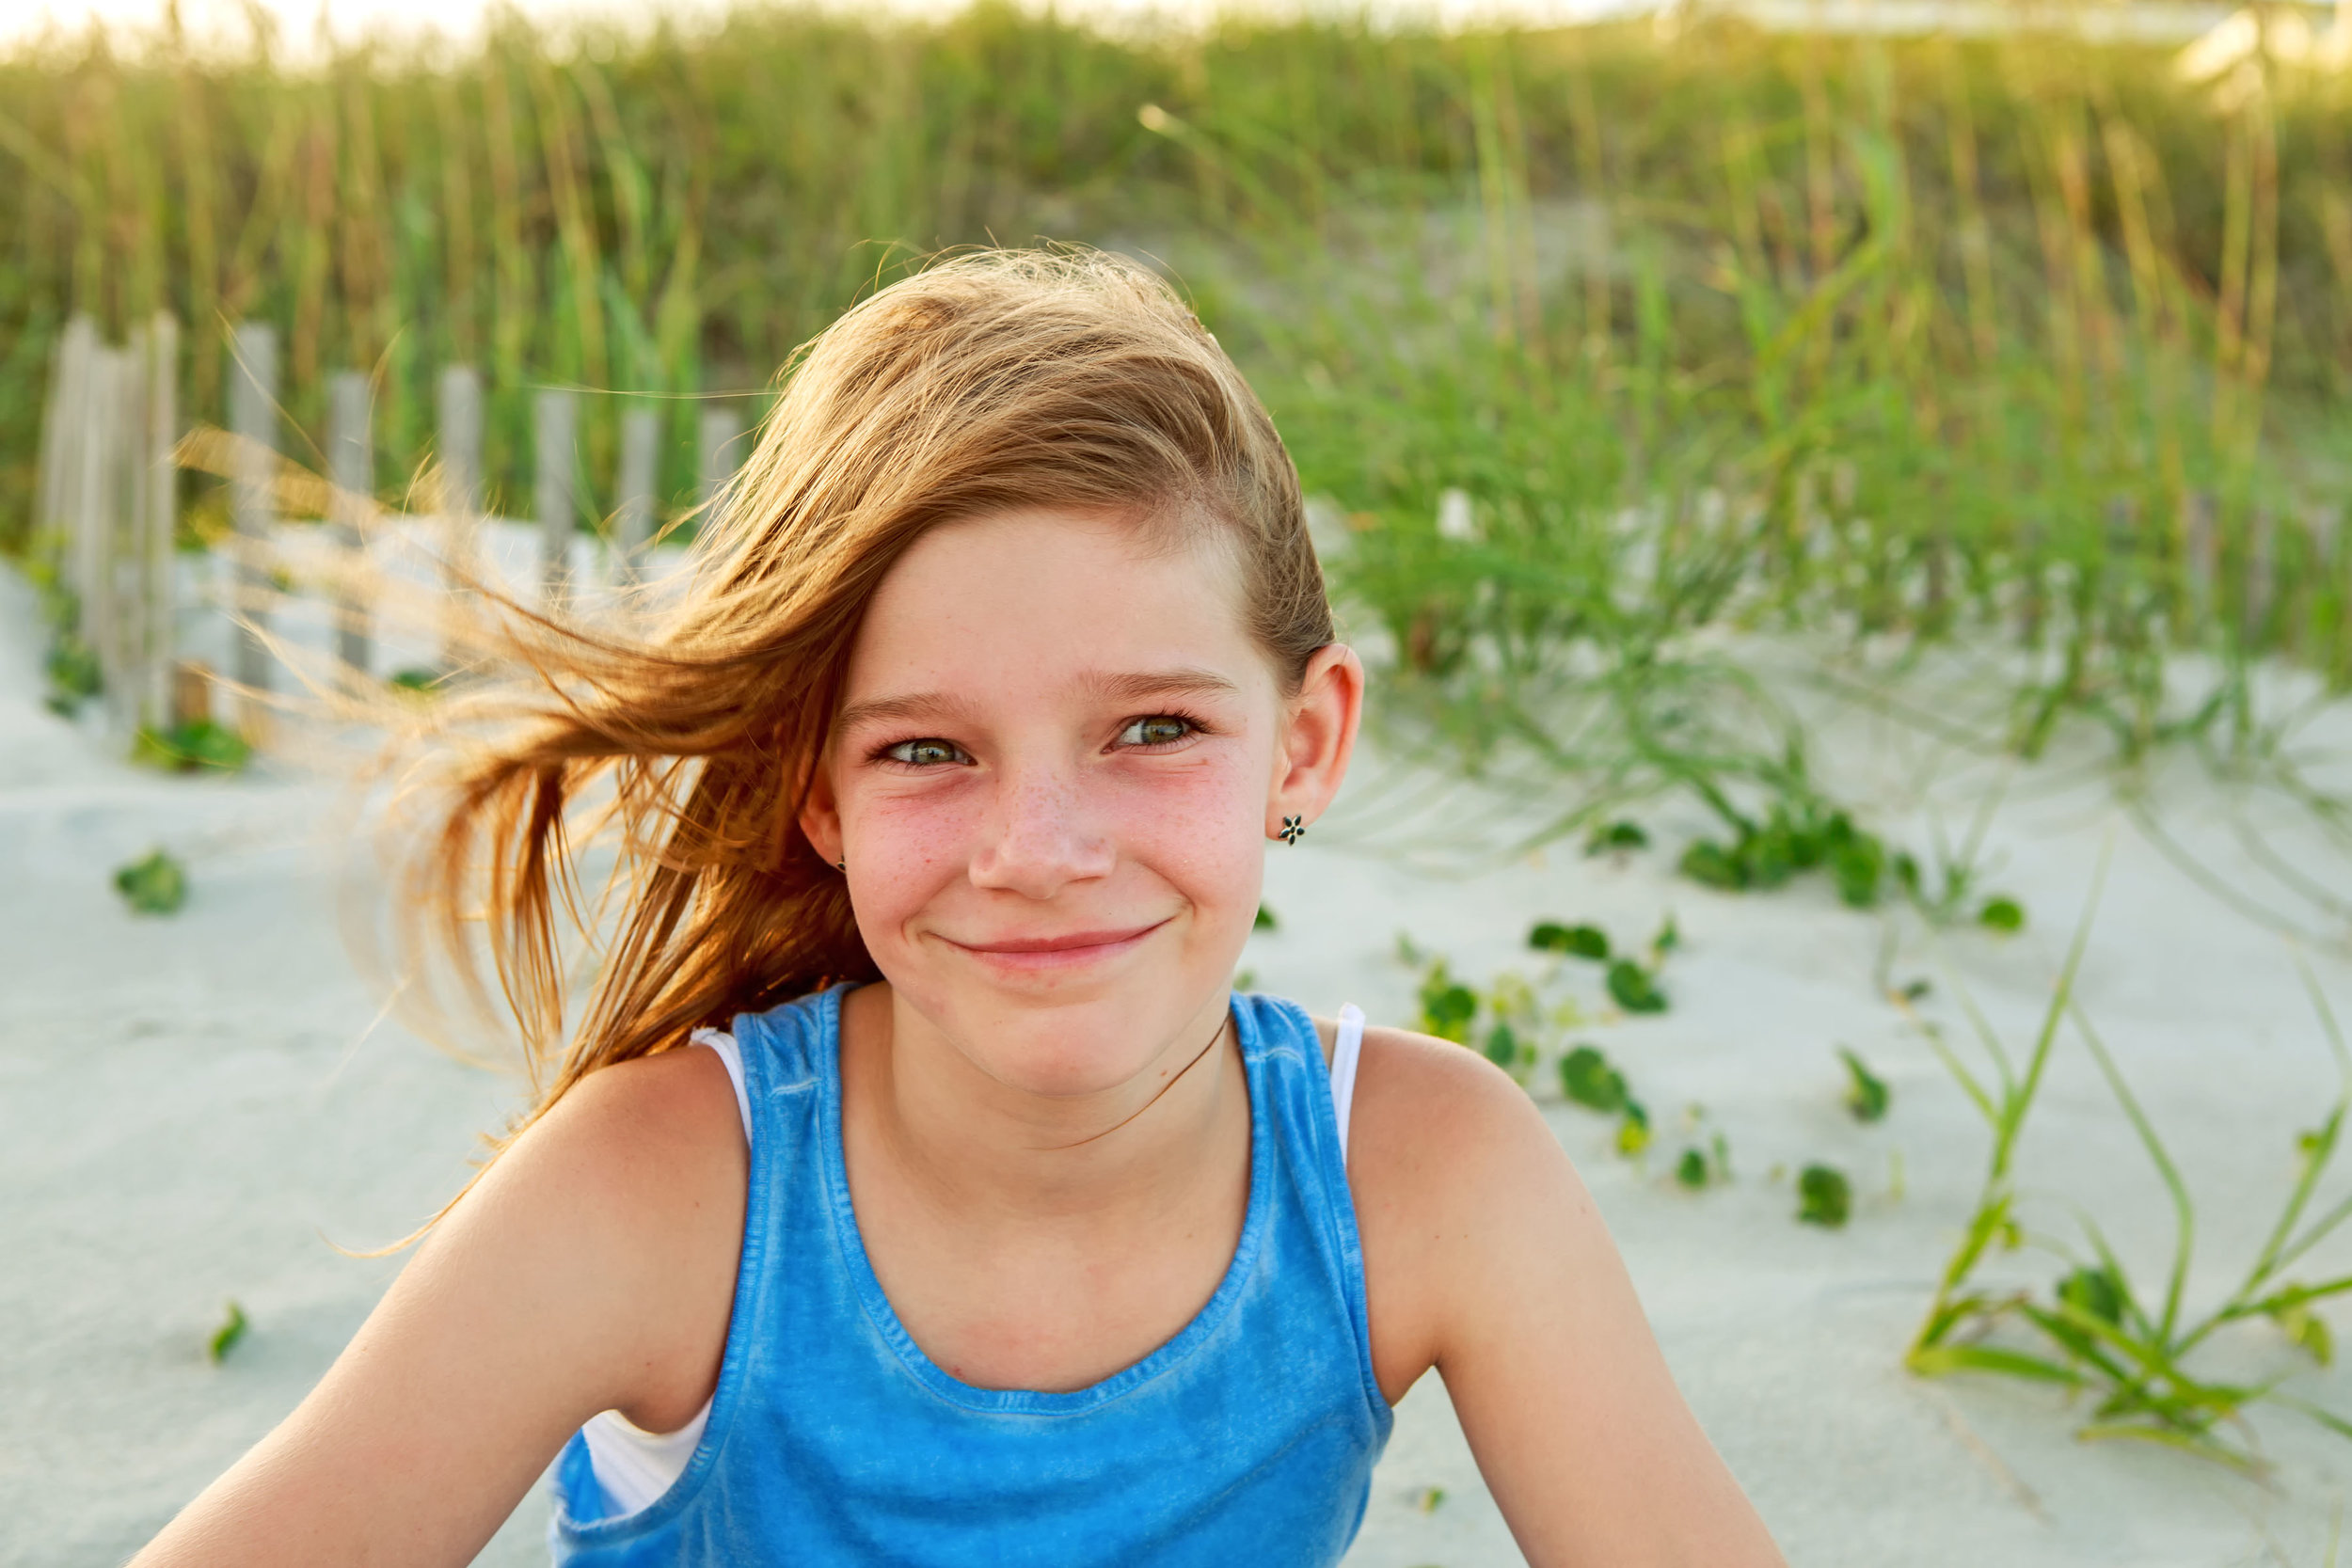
[3,10,2347,522]
[5,7,2352,845]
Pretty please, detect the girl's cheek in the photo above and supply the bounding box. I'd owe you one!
[848,781,984,923]
[1104,752,1266,895]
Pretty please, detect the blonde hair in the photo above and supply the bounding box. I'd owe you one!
[399,248,1331,1133]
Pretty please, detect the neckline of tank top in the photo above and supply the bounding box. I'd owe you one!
[691,995,1367,1156]
[812,985,1304,1415]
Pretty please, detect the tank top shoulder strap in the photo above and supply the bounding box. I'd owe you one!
[718,986,838,1132]
[1228,991,1387,1443]
[1232,993,1362,1196]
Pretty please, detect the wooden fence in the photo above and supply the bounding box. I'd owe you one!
[32,315,750,744]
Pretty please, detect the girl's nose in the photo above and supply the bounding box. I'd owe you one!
[967,767,1115,899]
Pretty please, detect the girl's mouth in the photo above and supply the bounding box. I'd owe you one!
[942,919,1171,971]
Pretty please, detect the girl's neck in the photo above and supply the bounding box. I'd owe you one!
[840,984,1247,1227]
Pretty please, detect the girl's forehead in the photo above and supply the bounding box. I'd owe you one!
[845,508,1262,698]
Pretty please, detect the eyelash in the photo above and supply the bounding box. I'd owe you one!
[1116,711,1207,750]
[866,711,1209,769]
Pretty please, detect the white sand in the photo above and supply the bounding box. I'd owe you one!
[6,558,2352,1567]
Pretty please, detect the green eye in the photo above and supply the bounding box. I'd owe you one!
[1119,716,1194,748]
[884,738,969,767]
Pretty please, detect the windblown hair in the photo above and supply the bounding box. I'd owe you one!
[397,248,1331,1136]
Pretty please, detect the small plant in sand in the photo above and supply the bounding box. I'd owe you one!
[208,1300,248,1364]
[132,721,251,774]
[1672,1105,1733,1192]
[1410,956,1557,1085]
[1975,897,2026,935]
[1585,820,1649,857]
[1558,1044,1653,1158]
[1838,1048,1891,1124]
[1796,1164,1851,1228]
[1527,914,1677,1017]
[43,633,101,717]
[23,557,101,715]
[112,849,188,915]
[1679,793,1890,911]
[1908,873,2352,1467]
[1897,854,2026,935]
[1396,933,1667,1152]
[1890,787,2027,936]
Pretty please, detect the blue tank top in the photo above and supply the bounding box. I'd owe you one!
[548,987,1393,1564]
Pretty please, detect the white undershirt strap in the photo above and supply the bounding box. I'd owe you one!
[1330,1004,1365,1164]
[694,1026,754,1144]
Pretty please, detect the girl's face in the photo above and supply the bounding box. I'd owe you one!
[800,507,1359,1098]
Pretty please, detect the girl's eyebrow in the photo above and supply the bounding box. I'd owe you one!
[833,690,982,736]
[833,668,1240,736]
[1077,667,1242,705]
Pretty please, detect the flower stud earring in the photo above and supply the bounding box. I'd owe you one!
[1279,815,1306,845]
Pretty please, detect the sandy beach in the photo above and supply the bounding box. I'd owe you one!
[6,554,2351,1567]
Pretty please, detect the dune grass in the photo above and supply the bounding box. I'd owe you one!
[1906,863,2352,1467]
[8,5,2351,879]
[1204,36,2352,868]
[5,9,2349,551]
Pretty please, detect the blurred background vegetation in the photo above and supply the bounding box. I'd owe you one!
[8,2,2352,864]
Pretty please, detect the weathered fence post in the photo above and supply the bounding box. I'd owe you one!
[228,321,279,729]
[30,315,178,736]
[612,404,659,588]
[329,371,373,675]
[436,364,483,520]
[37,315,97,578]
[103,327,147,731]
[436,365,483,673]
[72,347,119,687]
[535,388,579,606]
[696,404,745,527]
[142,312,179,730]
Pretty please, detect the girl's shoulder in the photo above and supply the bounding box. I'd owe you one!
[478,1047,750,1431]
[1310,1016,1598,1403]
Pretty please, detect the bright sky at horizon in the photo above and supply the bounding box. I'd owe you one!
[3,0,1652,55]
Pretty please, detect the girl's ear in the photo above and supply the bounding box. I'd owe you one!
[798,751,845,868]
[1268,642,1364,840]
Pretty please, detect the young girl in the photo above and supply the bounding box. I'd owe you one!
[135,250,1783,1567]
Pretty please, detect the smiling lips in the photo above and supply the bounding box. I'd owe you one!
[946,919,1170,971]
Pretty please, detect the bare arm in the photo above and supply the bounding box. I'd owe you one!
[130,1048,745,1568]
[1349,1030,1784,1568]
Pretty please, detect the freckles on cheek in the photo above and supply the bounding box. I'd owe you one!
[852,788,976,912]
[1117,754,1264,887]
